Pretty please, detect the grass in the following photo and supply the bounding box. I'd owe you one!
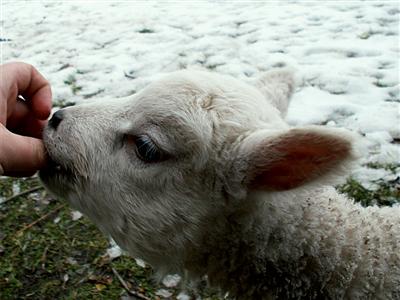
[338,177,399,207]
[337,163,400,207]
[0,163,399,299]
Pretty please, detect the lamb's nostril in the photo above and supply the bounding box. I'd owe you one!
[48,110,64,130]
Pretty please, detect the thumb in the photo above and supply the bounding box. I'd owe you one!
[0,125,47,176]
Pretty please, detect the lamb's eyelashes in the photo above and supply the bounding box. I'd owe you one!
[135,135,164,163]
[125,134,166,163]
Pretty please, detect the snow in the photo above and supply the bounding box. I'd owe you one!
[106,238,123,259]
[2,2,399,186]
[134,258,146,268]
[155,289,173,298]
[12,182,21,195]
[71,210,83,221]
[176,292,191,300]
[162,274,182,288]
[352,166,399,191]
[106,243,122,260]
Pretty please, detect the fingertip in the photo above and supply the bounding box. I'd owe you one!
[32,83,52,120]
[30,137,47,169]
[12,62,53,120]
[0,130,48,174]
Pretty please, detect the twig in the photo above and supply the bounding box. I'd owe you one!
[15,204,66,236]
[2,186,44,204]
[111,267,151,300]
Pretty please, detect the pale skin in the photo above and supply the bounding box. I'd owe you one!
[0,62,52,177]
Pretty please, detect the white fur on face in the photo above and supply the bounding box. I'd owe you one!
[40,69,291,268]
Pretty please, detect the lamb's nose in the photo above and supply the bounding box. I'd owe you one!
[48,110,64,130]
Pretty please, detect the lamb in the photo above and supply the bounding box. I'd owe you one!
[39,68,400,299]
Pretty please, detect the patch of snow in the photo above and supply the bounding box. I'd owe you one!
[106,239,123,259]
[177,292,191,300]
[367,143,400,166]
[155,289,173,298]
[71,211,83,221]
[162,274,181,288]
[106,245,122,260]
[12,182,20,195]
[352,166,398,190]
[135,258,146,268]
[365,131,393,145]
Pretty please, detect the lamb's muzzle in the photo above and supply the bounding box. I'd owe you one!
[48,109,64,130]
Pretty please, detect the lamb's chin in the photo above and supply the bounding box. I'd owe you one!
[39,155,77,198]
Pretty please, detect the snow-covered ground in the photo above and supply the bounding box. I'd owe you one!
[2,1,399,186]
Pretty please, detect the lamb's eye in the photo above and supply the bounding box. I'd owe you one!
[133,135,163,163]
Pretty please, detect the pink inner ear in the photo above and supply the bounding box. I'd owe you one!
[249,131,352,191]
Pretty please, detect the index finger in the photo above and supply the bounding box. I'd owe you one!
[1,62,52,121]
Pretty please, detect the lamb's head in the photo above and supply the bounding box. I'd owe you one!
[40,69,356,273]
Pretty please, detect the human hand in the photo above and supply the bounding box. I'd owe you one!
[0,62,52,177]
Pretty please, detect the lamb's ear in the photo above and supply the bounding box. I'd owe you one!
[255,68,295,117]
[239,127,357,191]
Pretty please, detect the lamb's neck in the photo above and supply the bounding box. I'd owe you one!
[196,186,399,299]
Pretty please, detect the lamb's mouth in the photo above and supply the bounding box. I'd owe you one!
[39,154,76,193]
[41,157,73,177]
